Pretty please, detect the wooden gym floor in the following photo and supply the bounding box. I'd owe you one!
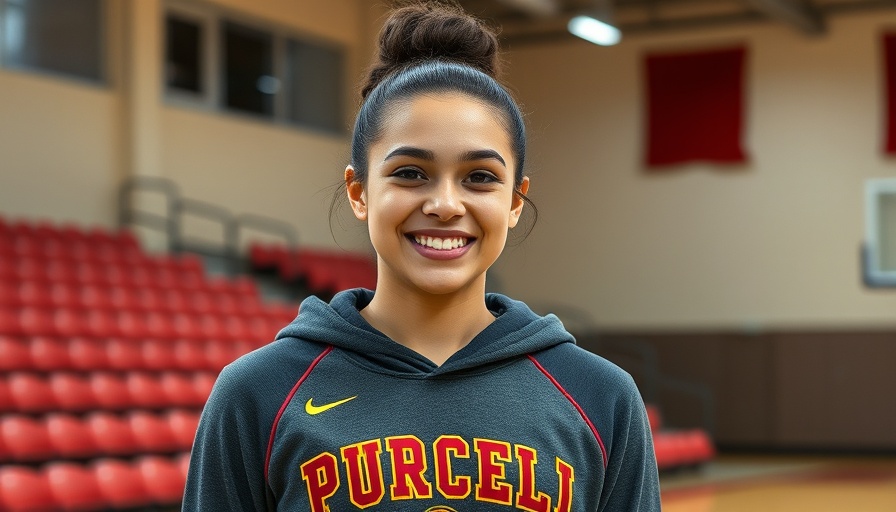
[660,455,896,512]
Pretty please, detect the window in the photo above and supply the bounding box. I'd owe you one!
[165,15,203,94]
[864,178,896,288]
[1,0,104,82]
[222,21,274,117]
[163,1,346,134]
[285,38,344,133]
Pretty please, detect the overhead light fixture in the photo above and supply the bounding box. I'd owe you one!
[568,15,621,46]
[568,0,620,46]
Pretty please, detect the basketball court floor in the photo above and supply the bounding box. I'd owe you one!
[661,455,896,511]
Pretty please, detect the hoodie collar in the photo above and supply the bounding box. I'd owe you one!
[275,289,574,377]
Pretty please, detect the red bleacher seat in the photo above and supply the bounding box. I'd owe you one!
[0,378,14,413]
[79,285,111,311]
[223,316,251,342]
[49,283,80,309]
[74,262,105,286]
[138,456,186,504]
[160,372,199,407]
[0,466,56,511]
[139,288,166,313]
[129,412,177,452]
[196,313,226,341]
[89,373,130,410]
[51,373,96,412]
[233,340,254,358]
[87,412,136,456]
[126,373,168,409]
[215,292,240,316]
[174,339,207,371]
[19,307,57,337]
[68,337,108,370]
[106,338,143,371]
[85,310,119,338]
[193,373,216,403]
[117,311,149,339]
[0,308,21,336]
[143,339,178,370]
[45,260,77,283]
[44,462,104,512]
[167,410,200,449]
[0,282,18,307]
[205,341,235,370]
[18,281,53,308]
[172,313,201,340]
[93,458,149,508]
[109,286,141,313]
[0,336,29,371]
[46,413,97,458]
[9,373,56,413]
[30,336,70,371]
[1,415,53,461]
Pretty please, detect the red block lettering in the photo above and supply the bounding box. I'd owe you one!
[555,458,575,512]
[300,452,340,512]
[386,435,433,500]
[516,445,550,512]
[340,439,386,508]
[474,439,513,505]
[434,435,471,499]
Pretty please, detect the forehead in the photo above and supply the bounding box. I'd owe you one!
[374,92,512,156]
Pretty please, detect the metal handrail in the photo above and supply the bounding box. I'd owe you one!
[173,197,238,256]
[234,212,299,250]
[117,176,181,251]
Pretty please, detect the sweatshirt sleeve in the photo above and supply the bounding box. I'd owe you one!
[182,361,273,511]
[531,344,662,512]
[596,372,662,512]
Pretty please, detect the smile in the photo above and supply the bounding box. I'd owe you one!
[412,235,469,250]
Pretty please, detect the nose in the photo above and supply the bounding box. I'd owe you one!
[422,180,465,221]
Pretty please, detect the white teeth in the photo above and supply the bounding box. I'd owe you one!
[412,235,469,250]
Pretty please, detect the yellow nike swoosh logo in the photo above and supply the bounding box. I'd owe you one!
[305,396,357,415]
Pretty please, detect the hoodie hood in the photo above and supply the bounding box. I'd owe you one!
[275,288,575,377]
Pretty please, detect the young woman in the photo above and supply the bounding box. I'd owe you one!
[183,3,661,511]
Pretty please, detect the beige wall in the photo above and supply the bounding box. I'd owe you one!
[0,71,123,227]
[495,10,896,330]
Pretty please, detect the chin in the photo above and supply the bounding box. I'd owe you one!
[406,271,486,297]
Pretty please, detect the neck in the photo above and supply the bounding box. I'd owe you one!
[360,275,495,367]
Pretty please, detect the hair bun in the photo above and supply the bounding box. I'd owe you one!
[362,2,501,99]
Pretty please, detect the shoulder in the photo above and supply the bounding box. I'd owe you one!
[207,337,331,415]
[530,342,639,400]
[528,343,646,459]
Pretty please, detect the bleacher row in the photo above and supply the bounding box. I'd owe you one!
[249,242,377,295]
[0,218,297,511]
[646,405,715,470]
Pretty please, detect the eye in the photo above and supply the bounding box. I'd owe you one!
[390,167,427,181]
[465,171,501,185]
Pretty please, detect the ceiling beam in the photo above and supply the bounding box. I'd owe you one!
[743,0,826,35]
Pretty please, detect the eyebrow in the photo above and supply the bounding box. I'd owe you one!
[383,146,506,168]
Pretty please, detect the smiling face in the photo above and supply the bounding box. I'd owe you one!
[347,92,528,297]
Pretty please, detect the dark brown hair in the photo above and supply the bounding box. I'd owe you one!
[361,2,501,99]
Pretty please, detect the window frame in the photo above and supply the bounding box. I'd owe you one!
[864,178,896,288]
[163,0,347,136]
[0,0,110,86]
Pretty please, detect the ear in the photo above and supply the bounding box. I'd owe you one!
[345,166,368,221]
[508,176,529,229]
